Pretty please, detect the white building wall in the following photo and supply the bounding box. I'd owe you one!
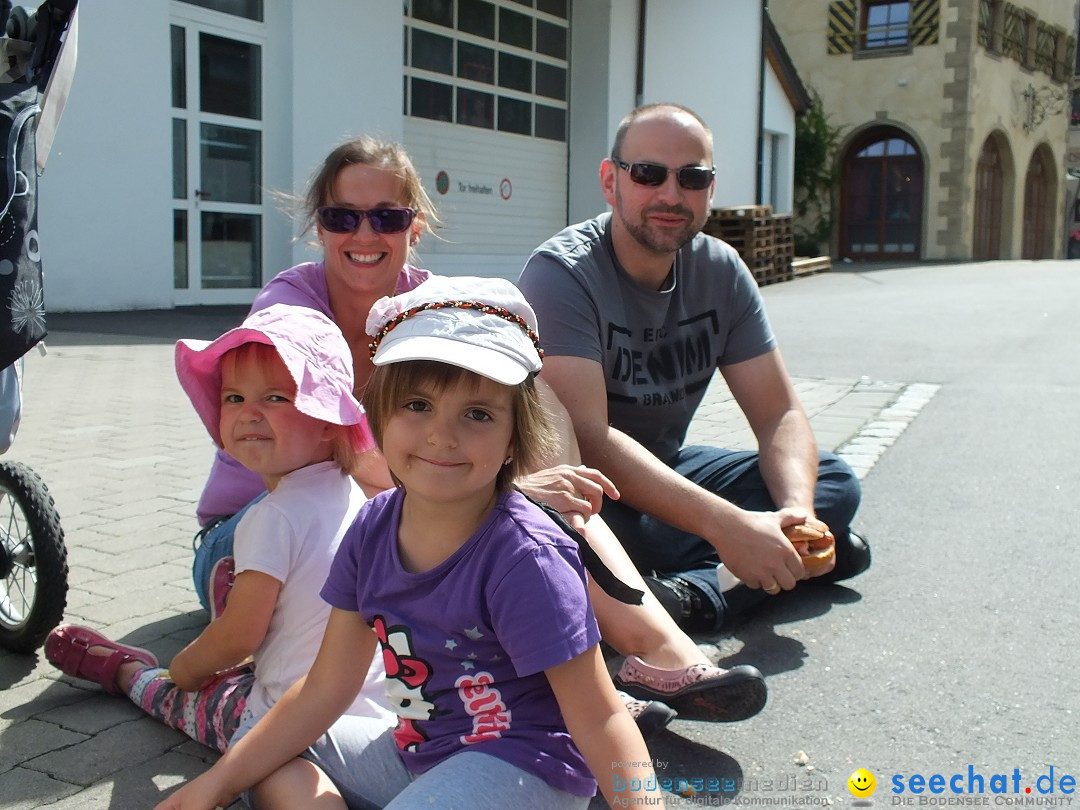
[567,0,639,224]
[39,3,174,311]
[34,0,799,312]
[287,0,405,270]
[641,0,762,209]
[762,61,795,214]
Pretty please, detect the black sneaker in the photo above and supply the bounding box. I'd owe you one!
[644,574,719,633]
[815,530,871,583]
[617,690,678,740]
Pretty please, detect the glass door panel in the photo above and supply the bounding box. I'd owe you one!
[171,11,263,302]
[199,123,260,204]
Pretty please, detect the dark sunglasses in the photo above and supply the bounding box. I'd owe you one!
[612,158,715,191]
[316,205,417,234]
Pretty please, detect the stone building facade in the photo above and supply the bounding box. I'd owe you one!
[771,0,1077,260]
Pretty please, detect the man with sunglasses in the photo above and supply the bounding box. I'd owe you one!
[518,103,868,637]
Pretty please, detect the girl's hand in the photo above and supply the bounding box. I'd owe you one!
[153,772,233,810]
[515,464,619,530]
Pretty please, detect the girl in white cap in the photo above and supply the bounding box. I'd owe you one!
[155,279,662,810]
[45,305,393,801]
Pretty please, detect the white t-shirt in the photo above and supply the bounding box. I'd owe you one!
[234,460,390,722]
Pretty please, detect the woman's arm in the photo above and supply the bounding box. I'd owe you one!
[154,608,377,810]
[168,570,281,690]
[546,646,665,807]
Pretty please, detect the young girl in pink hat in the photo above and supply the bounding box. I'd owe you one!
[44,304,393,785]
[154,278,663,810]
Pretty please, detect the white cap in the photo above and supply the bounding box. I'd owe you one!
[365,276,543,385]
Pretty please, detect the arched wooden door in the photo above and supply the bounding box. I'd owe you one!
[840,127,923,260]
[1021,146,1055,259]
[973,137,1005,260]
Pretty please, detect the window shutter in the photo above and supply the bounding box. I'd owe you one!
[911,0,940,45]
[827,0,856,54]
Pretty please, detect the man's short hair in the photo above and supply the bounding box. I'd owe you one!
[611,103,714,160]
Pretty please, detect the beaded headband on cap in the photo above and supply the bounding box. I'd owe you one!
[367,300,543,360]
[364,277,544,386]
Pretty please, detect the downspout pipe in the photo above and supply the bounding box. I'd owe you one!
[756,0,767,204]
[635,0,647,107]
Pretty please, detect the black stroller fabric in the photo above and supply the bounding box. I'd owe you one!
[0,0,76,369]
[0,80,45,369]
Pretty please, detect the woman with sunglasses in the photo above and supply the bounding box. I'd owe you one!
[192,136,766,736]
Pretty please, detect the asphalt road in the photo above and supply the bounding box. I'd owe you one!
[4,259,1078,809]
[643,259,1080,808]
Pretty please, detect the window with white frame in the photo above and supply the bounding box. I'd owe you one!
[404,0,570,141]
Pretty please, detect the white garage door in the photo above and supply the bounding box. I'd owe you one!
[403,0,570,281]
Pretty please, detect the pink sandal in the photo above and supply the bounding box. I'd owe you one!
[44,624,159,696]
[615,654,767,723]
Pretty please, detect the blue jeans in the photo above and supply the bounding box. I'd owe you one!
[191,493,267,612]
[599,446,863,629]
[281,724,591,809]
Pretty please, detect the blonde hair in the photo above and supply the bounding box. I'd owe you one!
[222,343,361,475]
[362,360,554,491]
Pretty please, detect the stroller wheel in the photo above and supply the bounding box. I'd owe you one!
[0,460,67,653]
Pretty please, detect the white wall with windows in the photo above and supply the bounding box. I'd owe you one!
[400,0,572,280]
[36,0,802,311]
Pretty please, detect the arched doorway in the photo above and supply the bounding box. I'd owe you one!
[840,127,923,260]
[973,136,1005,260]
[1021,145,1056,259]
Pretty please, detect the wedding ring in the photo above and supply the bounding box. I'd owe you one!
[763,583,781,594]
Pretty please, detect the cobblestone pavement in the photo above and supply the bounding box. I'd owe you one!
[0,308,934,809]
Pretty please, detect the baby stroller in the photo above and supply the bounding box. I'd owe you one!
[0,0,76,653]
[0,362,66,652]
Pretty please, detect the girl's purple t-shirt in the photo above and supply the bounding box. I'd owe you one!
[321,488,601,797]
[195,262,431,525]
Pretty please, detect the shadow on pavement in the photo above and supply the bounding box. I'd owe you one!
[43,306,249,347]
[706,585,864,677]
[588,731,743,808]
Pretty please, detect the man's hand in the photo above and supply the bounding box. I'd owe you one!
[515,464,620,530]
[710,508,821,593]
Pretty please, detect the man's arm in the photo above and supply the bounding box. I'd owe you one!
[721,348,818,514]
[539,354,807,590]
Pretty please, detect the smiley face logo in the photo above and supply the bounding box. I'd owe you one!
[848,768,876,797]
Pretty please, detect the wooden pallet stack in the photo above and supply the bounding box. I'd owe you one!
[703,204,777,285]
[771,213,794,283]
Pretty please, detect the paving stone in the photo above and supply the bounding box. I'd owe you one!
[0,679,90,726]
[2,317,938,808]
[0,718,88,773]
[25,717,189,785]
[0,765,82,810]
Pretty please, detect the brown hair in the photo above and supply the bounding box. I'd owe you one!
[277,136,443,253]
[222,343,361,474]
[362,360,554,491]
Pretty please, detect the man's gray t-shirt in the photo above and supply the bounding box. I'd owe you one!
[518,213,776,463]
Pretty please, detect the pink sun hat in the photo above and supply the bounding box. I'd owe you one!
[175,304,372,450]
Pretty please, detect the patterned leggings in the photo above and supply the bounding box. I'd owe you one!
[126,665,254,754]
